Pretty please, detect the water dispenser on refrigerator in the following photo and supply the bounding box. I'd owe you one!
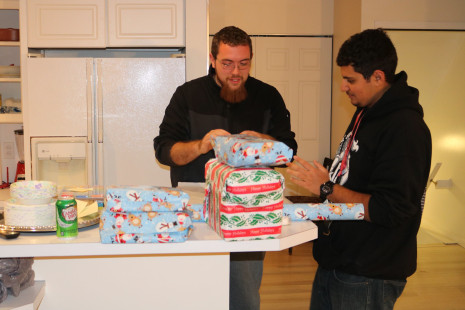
[31,137,92,187]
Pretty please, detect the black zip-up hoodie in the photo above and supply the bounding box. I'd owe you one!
[314,71,432,280]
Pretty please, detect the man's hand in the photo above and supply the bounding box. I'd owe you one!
[199,129,231,154]
[240,130,275,140]
[286,156,330,195]
[170,129,230,166]
[287,155,372,221]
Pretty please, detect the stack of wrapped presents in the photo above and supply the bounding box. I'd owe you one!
[204,134,293,241]
[99,186,193,244]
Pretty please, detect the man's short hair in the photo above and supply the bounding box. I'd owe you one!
[337,28,398,84]
[211,26,252,59]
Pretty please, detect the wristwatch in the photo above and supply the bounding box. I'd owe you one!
[320,181,335,201]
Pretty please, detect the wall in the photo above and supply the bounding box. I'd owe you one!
[331,0,361,156]
[361,0,465,29]
[387,30,465,246]
[209,0,333,35]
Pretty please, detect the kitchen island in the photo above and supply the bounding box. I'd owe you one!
[0,221,317,310]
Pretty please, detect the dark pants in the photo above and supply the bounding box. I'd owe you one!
[229,251,266,310]
[310,266,406,310]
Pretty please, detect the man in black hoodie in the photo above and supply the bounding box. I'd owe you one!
[286,28,432,309]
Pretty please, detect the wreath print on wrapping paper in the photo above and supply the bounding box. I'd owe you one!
[222,191,283,206]
[228,170,283,184]
[220,212,282,228]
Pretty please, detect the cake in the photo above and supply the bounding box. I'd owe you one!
[4,199,56,227]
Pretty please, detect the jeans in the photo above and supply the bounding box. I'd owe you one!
[310,266,406,310]
[229,251,266,310]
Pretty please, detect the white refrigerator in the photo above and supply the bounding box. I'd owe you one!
[26,57,185,187]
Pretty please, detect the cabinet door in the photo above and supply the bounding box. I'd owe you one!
[107,0,184,47]
[26,58,90,137]
[27,0,106,48]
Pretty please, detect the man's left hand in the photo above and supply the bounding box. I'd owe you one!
[286,156,329,195]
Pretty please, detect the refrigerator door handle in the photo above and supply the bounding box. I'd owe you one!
[95,59,104,185]
[86,59,93,143]
[96,59,104,143]
[97,142,104,186]
[87,141,95,186]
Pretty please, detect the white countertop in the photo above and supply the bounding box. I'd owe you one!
[0,183,318,258]
[0,221,317,258]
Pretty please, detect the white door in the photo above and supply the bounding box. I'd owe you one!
[253,37,332,195]
[97,58,185,186]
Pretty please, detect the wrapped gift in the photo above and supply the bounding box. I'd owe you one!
[185,203,206,222]
[212,134,293,167]
[283,203,365,221]
[106,186,189,212]
[204,158,284,241]
[100,211,192,234]
[100,229,191,244]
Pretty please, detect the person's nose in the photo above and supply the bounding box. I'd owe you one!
[231,64,240,74]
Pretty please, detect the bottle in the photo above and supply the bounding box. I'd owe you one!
[56,193,78,239]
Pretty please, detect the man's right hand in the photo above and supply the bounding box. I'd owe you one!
[199,129,231,154]
[170,129,231,166]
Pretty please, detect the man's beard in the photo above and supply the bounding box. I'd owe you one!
[218,76,248,103]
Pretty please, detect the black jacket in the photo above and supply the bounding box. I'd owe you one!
[153,73,297,187]
[315,71,432,280]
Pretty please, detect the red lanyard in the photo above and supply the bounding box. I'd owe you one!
[338,109,365,177]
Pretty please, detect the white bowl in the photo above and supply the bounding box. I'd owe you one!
[10,181,57,205]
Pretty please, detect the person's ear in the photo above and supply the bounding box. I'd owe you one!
[372,70,385,83]
[209,53,216,68]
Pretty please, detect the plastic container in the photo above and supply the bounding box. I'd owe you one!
[0,28,19,41]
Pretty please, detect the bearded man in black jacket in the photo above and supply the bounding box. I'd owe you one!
[154,26,297,310]
[286,28,432,310]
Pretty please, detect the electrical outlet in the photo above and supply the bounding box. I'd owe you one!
[2,142,15,159]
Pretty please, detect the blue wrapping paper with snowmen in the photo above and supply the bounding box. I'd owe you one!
[100,211,192,234]
[212,134,293,167]
[185,203,365,222]
[283,203,365,221]
[99,230,191,244]
[105,186,189,212]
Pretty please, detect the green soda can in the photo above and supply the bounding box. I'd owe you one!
[56,193,78,239]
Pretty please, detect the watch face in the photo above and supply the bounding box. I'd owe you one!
[320,182,334,200]
[322,185,331,194]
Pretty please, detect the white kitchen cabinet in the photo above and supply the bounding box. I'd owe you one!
[107,0,184,47]
[26,0,106,48]
[26,0,185,48]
